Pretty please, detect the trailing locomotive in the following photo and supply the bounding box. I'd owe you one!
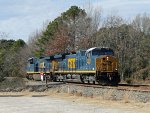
[26,47,120,85]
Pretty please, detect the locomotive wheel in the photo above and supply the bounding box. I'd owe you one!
[52,75,57,82]
[63,75,66,83]
[97,76,110,86]
[26,75,30,80]
[80,75,85,83]
[93,81,95,84]
[109,75,120,86]
[96,74,120,86]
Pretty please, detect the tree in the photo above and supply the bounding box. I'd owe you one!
[0,39,26,80]
[44,25,70,55]
[33,6,88,56]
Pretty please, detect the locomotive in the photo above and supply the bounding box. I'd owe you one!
[26,47,120,85]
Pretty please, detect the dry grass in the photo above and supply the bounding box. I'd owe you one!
[123,92,130,103]
[75,91,82,97]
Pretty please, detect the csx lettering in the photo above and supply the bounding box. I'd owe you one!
[68,58,76,68]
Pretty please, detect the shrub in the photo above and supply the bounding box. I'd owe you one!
[0,77,25,90]
[142,70,149,80]
[125,78,133,84]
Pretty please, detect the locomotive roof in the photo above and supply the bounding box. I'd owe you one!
[86,47,97,53]
[28,57,34,60]
[86,47,110,54]
[28,57,37,61]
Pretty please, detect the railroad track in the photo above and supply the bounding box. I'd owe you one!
[65,82,150,92]
[24,80,150,103]
[26,80,150,92]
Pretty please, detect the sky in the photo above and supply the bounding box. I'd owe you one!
[0,0,150,42]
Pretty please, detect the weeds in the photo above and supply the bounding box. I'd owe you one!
[123,93,130,103]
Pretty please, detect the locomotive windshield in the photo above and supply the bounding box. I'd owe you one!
[92,48,114,56]
[28,58,34,64]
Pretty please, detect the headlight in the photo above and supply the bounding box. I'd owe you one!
[107,57,109,60]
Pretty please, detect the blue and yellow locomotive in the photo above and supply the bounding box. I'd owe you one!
[26,47,120,85]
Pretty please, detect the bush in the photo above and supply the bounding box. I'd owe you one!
[125,78,133,84]
[142,70,149,80]
[0,72,5,82]
[0,77,25,90]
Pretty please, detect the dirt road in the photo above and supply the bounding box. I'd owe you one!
[0,96,147,113]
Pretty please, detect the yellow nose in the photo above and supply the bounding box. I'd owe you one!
[96,55,118,73]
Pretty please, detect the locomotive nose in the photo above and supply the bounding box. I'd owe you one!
[96,55,118,72]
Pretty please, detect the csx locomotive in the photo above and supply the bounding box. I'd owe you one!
[26,47,120,85]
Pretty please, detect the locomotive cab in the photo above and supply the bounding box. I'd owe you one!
[26,57,39,80]
[27,57,39,72]
[85,47,114,71]
[85,47,120,85]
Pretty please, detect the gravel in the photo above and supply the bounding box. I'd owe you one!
[55,84,150,103]
[0,81,150,103]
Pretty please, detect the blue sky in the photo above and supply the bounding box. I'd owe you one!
[0,0,150,42]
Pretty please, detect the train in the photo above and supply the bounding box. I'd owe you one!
[26,47,120,85]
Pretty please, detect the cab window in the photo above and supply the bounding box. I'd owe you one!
[28,59,33,64]
[92,49,114,56]
[92,50,102,56]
